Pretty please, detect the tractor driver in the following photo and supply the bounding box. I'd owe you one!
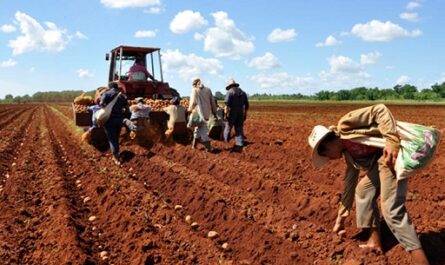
[128,57,155,82]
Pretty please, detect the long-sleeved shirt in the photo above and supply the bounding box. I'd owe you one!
[334,104,400,217]
[100,88,130,124]
[164,105,187,129]
[129,103,151,120]
[87,105,101,127]
[188,85,216,121]
[128,63,153,81]
[225,86,249,115]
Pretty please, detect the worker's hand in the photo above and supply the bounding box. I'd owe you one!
[383,145,399,167]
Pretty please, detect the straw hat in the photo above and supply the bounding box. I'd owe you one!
[225,79,239,90]
[308,125,332,168]
[135,97,144,103]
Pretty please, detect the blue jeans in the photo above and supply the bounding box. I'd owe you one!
[224,112,244,146]
[104,120,122,159]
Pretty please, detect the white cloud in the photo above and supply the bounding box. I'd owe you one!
[318,69,371,91]
[316,55,371,90]
[29,67,35,72]
[406,1,421,10]
[251,72,315,92]
[0,59,17,68]
[385,65,395,70]
[8,11,75,55]
[161,49,223,80]
[75,31,88,39]
[267,28,297,43]
[329,55,362,73]
[194,32,204,41]
[247,52,281,70]
[399,12,419,22]
[77,69,94,78]
[202,11,254,59]
[351,20,422,41]
[316,35,342,47]
[396,75,410,85]
[144,6,163,14]
[100,0,160,8]
[134,30,156,38]
[170,10,208,34]
[360,52,382,65]
[1,24,16,33]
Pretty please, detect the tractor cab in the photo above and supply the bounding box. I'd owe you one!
[106,46,175,100]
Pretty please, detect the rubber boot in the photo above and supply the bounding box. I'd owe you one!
[202,141,213,153]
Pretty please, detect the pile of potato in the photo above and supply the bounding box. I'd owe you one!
[73,104,89,113]
[73,93,94,113]
[74,94,190,113]
[74,93,94,106]
[144,98,189,111]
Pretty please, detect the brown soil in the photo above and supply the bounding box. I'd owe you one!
[0,103,444,265]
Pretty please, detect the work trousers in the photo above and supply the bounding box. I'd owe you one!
[104,120,122,159]
[224,112,244,146]
[193,121,209,142]
[355,155,422,251]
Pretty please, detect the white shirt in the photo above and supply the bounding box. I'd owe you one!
[188,85,216,121]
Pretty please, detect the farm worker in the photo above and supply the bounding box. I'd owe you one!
[123,97,151,131]
[128,57,155,81]
[163,96,187,140]
[82,87,108,143]
[123,97,159,146]
[224,79,249,151]
[308,104,429,265]
[100,82,130,165]
[188,78,217,152]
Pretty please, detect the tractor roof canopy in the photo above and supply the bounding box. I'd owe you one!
[111,46,160,56]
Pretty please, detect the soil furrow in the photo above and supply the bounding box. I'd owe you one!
[46,104,226,264]
[129,153,311,264]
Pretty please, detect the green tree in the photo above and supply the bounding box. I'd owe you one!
[431,82,445,98]
[399,84,417,99]
[214,91,225,100]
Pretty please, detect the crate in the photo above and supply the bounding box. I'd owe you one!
[72,104,92,127]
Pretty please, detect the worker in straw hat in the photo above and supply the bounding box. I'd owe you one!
[308,104,429,265]
[224,79,249,151]
[188,78,217,152]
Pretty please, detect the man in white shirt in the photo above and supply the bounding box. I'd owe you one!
[188,78,217,152]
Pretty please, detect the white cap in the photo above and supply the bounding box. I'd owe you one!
[308,125,332,168]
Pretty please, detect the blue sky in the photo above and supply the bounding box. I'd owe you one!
[1,0,444,98]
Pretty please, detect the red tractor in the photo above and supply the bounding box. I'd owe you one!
[106,45,179,100]
[72,46,188,150]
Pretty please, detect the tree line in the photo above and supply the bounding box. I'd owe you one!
[250,82,445,101]
[2,82,445,103]
[0,90,95,104]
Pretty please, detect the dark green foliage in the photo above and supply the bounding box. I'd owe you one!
[214,91,225,100]
[250,82,445,101]
[1,90,95,103]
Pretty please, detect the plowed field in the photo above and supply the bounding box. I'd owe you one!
[0,103,444,265]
